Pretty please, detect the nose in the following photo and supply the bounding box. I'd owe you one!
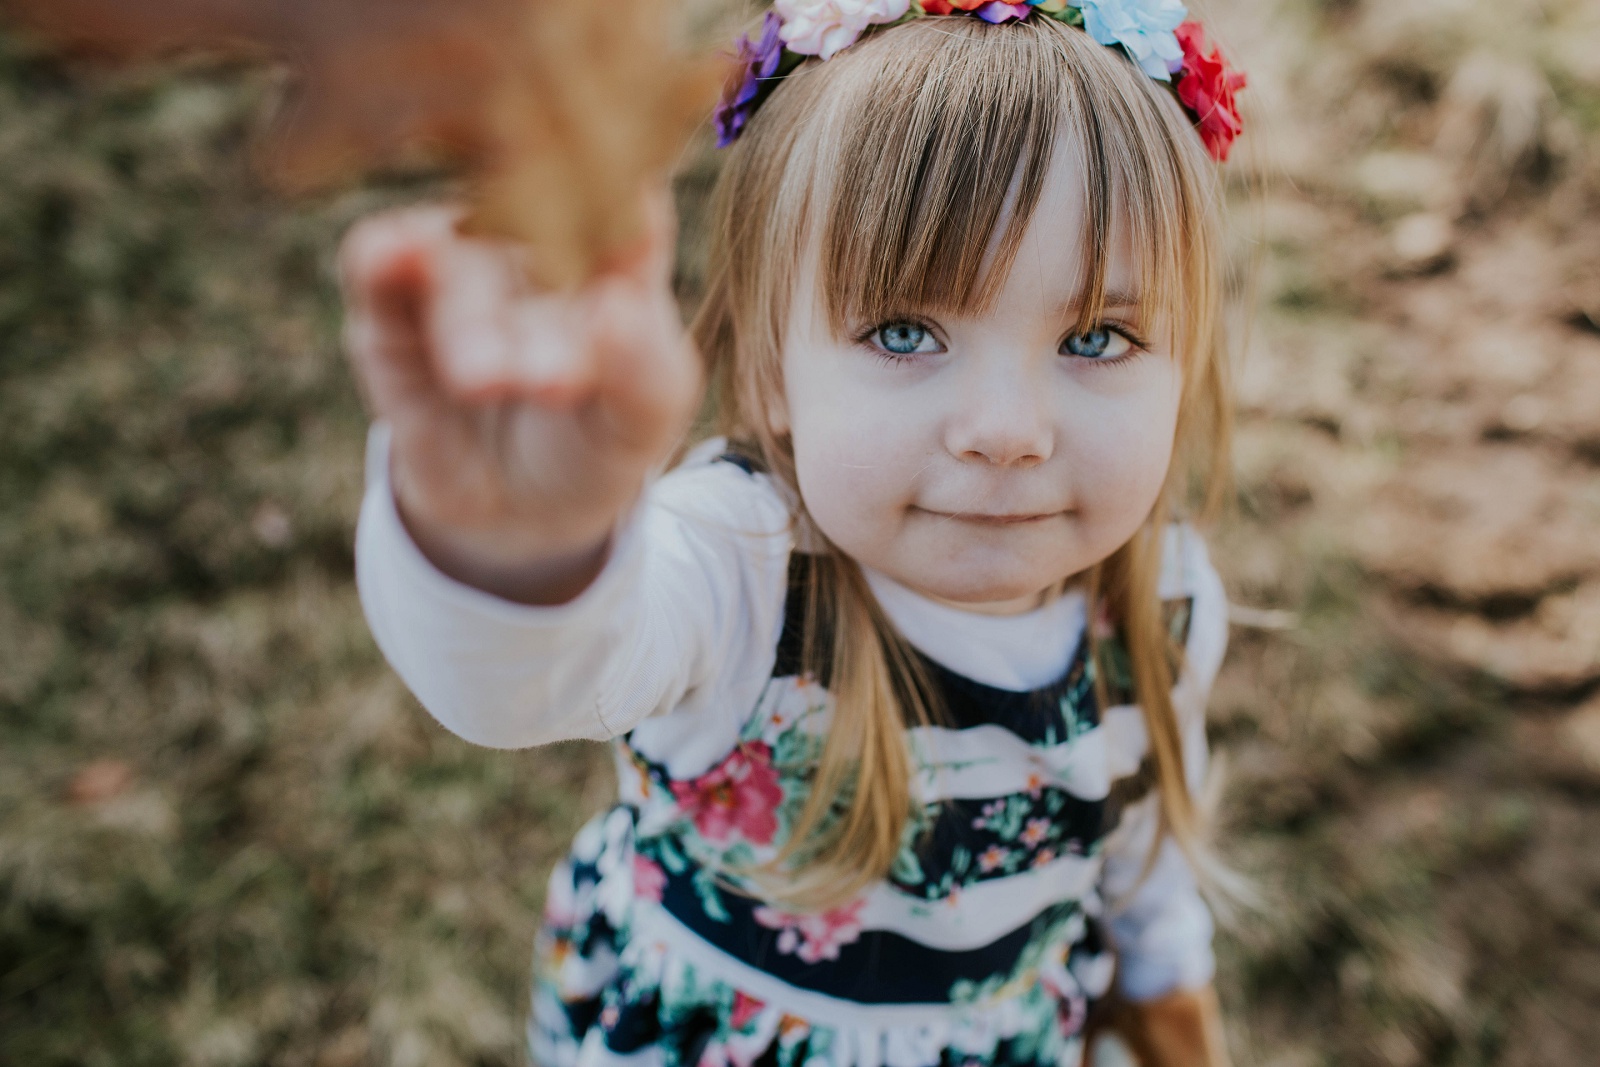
[942,358,1055,467]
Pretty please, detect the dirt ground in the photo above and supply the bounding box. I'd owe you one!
[2,1,1597,1065]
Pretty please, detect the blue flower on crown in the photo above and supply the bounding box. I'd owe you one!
[1077,0,1188,81]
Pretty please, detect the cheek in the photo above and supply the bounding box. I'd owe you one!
[791,399,918,542]
[1067,368,1182,526]
[786,363,929,546]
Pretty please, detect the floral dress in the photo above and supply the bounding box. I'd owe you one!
[529,548,1195,1067]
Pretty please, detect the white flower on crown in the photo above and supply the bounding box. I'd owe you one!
[773,0,912,60]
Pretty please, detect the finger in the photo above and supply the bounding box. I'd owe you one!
[426,234,520,401]
[429,247,608,408]
[505,297,600,408]
[339,211,458,416]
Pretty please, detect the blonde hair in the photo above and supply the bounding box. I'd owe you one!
[689,16,1232,909]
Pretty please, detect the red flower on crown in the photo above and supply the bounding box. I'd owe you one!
[1173,20,1246,162]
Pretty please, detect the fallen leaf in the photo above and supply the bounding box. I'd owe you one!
[66,758,135,805]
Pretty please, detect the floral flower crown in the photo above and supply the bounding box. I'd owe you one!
[713,0,1246,161]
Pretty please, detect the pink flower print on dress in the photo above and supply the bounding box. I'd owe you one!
[972,798,1005,829]
[670,742,784,846]
[753,899,867,963]
[697,992,772,1067]
[978,844,1009,872]
[730,991,765,1031]
[1032,847,1057,869]
[1020,817,1051,848]
[631,854,666,903]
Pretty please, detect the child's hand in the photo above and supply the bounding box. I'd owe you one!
[339,196,702,604]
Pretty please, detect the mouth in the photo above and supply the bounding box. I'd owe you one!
[915,508,1063,527]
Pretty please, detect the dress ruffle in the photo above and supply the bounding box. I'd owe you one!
[531,807,1110,1067]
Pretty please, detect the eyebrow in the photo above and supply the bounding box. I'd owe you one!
[1054,286,1144,316]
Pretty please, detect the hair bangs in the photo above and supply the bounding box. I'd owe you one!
[814,19,1062,331]
[792,18,1214,364]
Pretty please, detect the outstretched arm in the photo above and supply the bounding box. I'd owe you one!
[342,201,789,749]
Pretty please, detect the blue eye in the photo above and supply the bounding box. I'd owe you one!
[1062,328,1133,360]
[875,322,937,356]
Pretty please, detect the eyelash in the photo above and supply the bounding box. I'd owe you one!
[1078,324,1150,367]
[853,319,1150,365]
[852,317,941,365]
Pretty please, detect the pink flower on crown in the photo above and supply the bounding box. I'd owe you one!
[774,0,912,60]
[670,742,784,845]
[754,899,867,963]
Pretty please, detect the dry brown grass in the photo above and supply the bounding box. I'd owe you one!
[1204,0,1600,1063]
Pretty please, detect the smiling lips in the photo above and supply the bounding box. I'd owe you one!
[917,508,1063,526]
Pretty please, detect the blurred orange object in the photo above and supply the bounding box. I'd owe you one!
[1087,984,1232,1067]
[2,0,726,288]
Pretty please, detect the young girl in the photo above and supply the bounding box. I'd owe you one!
[342,6,1245,1067]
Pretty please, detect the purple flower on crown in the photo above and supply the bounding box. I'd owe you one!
[975,1,1032,23]
[1078,0,1187,81]
[714,11,786,148]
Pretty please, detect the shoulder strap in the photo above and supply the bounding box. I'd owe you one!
[712,441,767,475]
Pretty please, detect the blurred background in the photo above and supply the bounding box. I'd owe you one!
[2,0,1598,1064]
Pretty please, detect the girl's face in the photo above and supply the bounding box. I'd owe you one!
[781,146,1184,615]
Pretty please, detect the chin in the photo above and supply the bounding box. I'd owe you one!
[906,553,1066,606]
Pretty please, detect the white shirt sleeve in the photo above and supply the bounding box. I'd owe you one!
[353,423,794,751]
[1098,525,1229,1001]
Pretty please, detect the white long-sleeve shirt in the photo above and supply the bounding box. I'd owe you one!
[354,423,1227,1002]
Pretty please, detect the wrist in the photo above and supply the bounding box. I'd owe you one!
[394,487,622,606]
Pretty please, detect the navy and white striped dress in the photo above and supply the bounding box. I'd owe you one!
[354,430,1227,1067]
